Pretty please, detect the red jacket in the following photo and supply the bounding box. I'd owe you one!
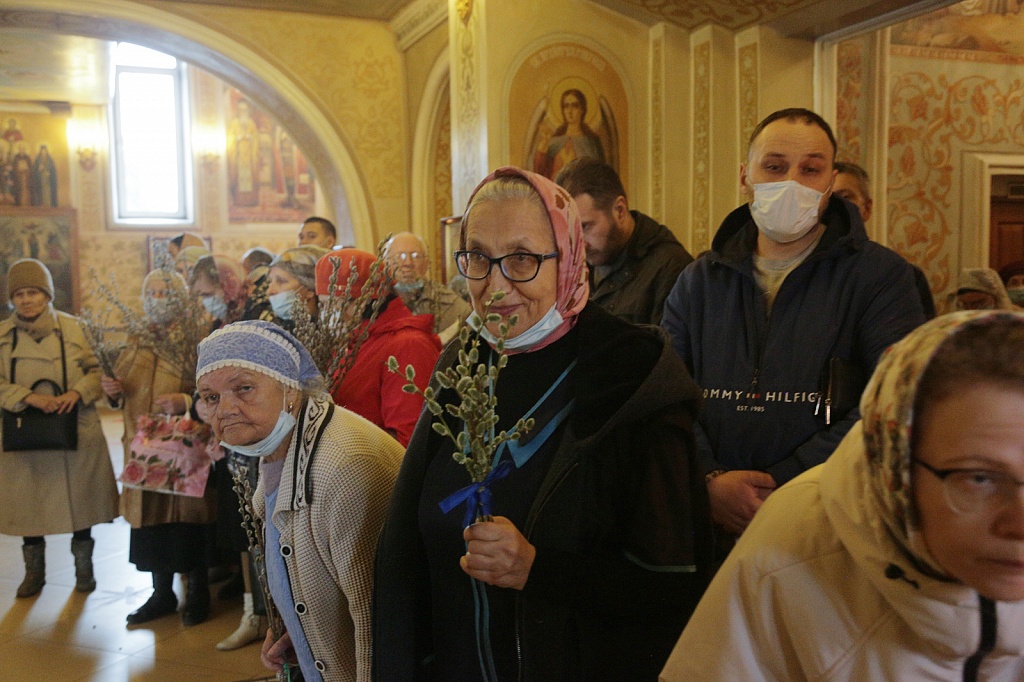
[331,298,442,447]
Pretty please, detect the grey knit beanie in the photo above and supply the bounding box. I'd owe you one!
[270,245,329,293]
[7,258,54,301]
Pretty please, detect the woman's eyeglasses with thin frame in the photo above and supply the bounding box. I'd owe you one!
[913,457,1024,515]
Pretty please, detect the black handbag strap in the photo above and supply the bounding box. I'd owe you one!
[9,318,69,393]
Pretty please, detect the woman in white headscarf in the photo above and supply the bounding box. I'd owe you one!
[101,269,216,627]
[661,311,1024,681]
[953,267,1020,312]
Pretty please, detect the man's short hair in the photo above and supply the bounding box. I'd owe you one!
[747,108,838,163]
[303,216,337,241]
[554,157,627,213]
[834,161,871,201]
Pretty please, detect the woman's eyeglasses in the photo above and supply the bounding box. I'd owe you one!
[914,457,1024,515]
[454,250,558,283]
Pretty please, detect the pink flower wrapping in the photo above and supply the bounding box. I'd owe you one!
[121,459,147,485]
[119,414,216,497]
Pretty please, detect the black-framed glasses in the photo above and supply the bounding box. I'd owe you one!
[454,250,558,283]
[913,457,1024,515]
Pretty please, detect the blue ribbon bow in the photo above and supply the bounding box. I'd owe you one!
[439,459,515,528]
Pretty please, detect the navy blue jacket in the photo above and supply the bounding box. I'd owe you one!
[662,196,925,485]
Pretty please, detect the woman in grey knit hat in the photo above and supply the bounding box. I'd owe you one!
[266,245,329,328]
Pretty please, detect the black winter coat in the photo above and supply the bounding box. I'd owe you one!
[372,304,714,682]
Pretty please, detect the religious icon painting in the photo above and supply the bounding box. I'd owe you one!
[224,88,317,224]
[509,41,629,188]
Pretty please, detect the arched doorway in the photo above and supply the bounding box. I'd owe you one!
[0,0,375,246]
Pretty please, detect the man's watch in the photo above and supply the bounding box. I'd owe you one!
[704,468,729,484]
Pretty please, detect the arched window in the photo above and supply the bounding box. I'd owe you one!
[110,42,192,223]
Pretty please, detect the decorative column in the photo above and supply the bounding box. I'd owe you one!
[449,0,488,212]
[689,25,737,254]
[649,24,665,223]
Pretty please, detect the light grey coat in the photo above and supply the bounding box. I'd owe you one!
[0,311,119,536]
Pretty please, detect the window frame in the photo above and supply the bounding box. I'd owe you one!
[109,54,194,226]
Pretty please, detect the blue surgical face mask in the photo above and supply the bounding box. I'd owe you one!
[202,294,228,320]
[1008,287,1024,306]
[471,303,563,352]
[222,393,297,458]
[269,290,298,320]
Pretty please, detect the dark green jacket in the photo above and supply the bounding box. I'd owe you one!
[589,211,693,325]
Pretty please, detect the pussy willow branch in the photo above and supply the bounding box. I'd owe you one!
[84,268,205,377]
[329,248,394,395]
[388,292,534,484]
[77,308,124,378]
[228,456,285,642]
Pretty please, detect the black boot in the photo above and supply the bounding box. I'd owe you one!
[71,537,96,593]
[181,568,210,626]
[16,543,45,599]
[127,572,177,624]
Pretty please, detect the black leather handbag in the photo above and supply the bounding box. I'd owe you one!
[2,326,79,452]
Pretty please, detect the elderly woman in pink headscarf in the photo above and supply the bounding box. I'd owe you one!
[373,167,715,682]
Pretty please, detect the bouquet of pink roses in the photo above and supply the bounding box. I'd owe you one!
[120,414,222,497]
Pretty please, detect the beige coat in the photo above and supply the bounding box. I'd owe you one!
[254,399,402,682]
[0,311,119,537]
[113,345,216,528]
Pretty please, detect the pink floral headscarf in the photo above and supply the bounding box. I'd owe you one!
[861,310,1024,576]
[462,166,589,353]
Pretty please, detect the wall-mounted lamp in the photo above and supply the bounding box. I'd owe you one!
[195,126,226,169]
[76,147,97,172]
[66,117,102,173]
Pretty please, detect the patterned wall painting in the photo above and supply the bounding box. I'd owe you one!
[225,88,316,224]
[835,0,1024,304]
[891,0,1024,62]
[509,42,629,189]
[834,36,869,166]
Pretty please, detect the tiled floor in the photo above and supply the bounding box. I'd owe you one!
[0,407,272,681]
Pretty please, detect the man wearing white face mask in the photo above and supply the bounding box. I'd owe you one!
[662,108,926,551]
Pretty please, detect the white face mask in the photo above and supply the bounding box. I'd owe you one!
[472,303,564,352]
[144,298,174,325]
[749,180,827,244]
[202,294,228,320]
[221,393,296,458]
[269,290,297,320]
